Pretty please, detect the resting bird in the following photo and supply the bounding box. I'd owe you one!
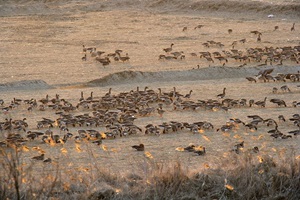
[194,147,206,155]
[132,144,145,151]
[32,154,45,161]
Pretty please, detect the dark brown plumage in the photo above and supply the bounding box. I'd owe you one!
[32,154,45,161]
[194,147,206,155]
[132,143,144,151]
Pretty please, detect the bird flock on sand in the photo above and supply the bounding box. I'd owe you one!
[1,22,299,163]
[0,75,300,162]
[81,23,299,69]
[81,46,130,66]
[158,23,299,68]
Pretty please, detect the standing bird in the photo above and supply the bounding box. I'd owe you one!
[257,34,261,42]
[278,115,286,122]
[81,54,87,61]
[291,23,295,31]
[274,26,279,31]
[132,144,145,151]
[157,108,165,117]
[217,88,226,99]
[163,43,174,53]
[182,26,187,32]
[228,29,233,34]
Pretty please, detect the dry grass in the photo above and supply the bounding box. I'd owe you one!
[1,145,299,200]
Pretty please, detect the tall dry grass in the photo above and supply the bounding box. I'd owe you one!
[0,145,299,200]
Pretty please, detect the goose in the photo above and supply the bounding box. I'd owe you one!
[194,147,206,155]
[184,144,196,152]
[39,95,49,105]
[132,143,144,151]
[257,34,261,42]
[157,108,165,117]
[86,91,93,101]
[280,85,291,92]
[278,115,286,122]
[291,23,295,31]
[217,88,226,99]
[239,38,246,43]
[254,97,267,107]
[270,99,287,107]
[246,77,256,83]
[250,30,262,35]
[81,54,87,61]
[79,91,84,102]
[252,146,259,153]
[92,139,102,145]
[32,154,45,161]
[183,90,193,98]
[194,25,204,30]
[163,43,174,53]
[119,53,130,62]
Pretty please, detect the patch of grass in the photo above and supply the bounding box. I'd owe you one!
[0,146,299,200]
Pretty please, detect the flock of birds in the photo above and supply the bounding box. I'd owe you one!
[1,22,299,163]
[81,46,130,66]
[158,23,299,68]
[0,74,300,162]
[80,23,298,69]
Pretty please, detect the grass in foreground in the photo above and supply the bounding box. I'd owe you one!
[0,146,299,200]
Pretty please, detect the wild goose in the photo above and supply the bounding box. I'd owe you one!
[194,25,204,29]
[272,87,278,93]
[86,91,94,101]
[254,97,267,107]
[194,147,206,155]
[96,57,110,66]
[278,115,286,122]
[183,90,193,98]
[82,54,87,61]
[270,99,287,107]
[79,91,84,102]
[184,144,196,152]
[132,143,144,151]
[119,53,130,62]
[232,141,244,154]
[288,129,300,136]
[39,95,49,105]
[217,88,226,99]
[32,154,45,161]
[252,146,259,153]
[280,85,291,92]
[291,23,295,31]
[246,77,256,83]
[257,34,261,42]
[250,30,261,35]
[157,108,165,117]
[163,43,174,53]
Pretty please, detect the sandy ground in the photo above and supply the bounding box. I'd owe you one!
[0,0,300,175]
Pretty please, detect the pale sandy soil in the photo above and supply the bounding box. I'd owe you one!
[0,0,299,176]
